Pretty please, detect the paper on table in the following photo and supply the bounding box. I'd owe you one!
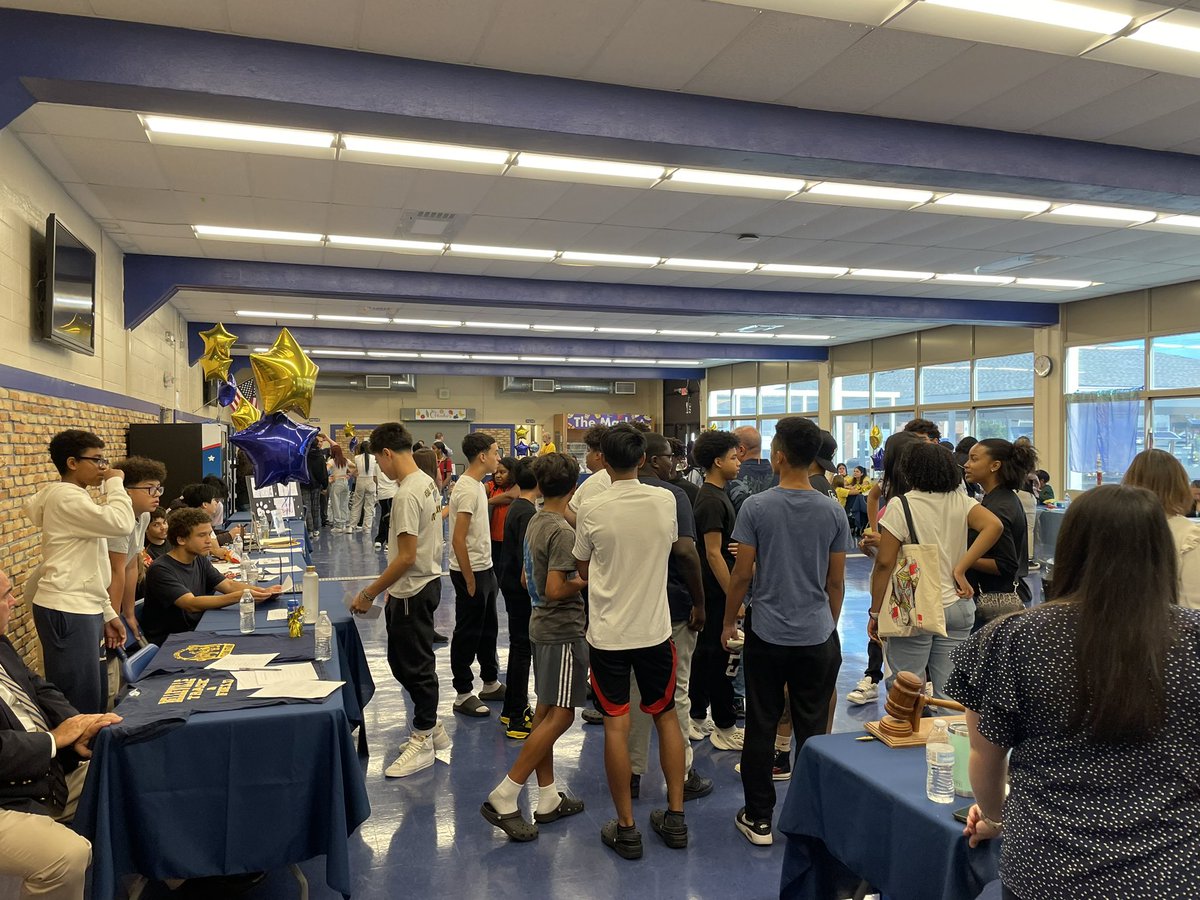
[278,575,295,593]
[205,653,278,671]
[266,609,288,621]
[233,662,318,690]
[248,680,343,700]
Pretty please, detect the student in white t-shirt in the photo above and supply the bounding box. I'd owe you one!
[352,422,448,777]
[106,456,167,646]
[565,425,611,527]
[448,432,504,717]
[868,442,1002,698]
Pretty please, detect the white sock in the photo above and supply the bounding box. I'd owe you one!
[412,726,431,740]
[488,776,524,815]
[775,734,791,753]
[456,692,474,705]
[482,681,502,693]
[536,781,560,816]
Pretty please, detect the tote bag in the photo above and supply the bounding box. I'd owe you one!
[879,495,948,638]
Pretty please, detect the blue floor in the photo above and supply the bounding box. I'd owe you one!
[123,528,991,900]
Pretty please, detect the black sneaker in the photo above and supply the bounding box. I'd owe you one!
[683,767,713,801]
[432,631,449,643]
[773,749,792,781]
[733,697,746,720]
[505,707,534,740]
[650,809,688,849]
[735,807,773,846]
[581,708,603,725]
[601,820,643,860]
[630,773,641,799]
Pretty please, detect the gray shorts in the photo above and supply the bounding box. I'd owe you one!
[532,637,589,709]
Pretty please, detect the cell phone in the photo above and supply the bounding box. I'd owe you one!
[953,806,972,825]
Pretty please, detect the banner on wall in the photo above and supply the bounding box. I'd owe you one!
[566,413,653,430]
[402,408,474,422]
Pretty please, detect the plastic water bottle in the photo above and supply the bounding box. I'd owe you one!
[315,611,332,661]
[303,565,320,625]
[239,589,255,634]
[925,718,956,804]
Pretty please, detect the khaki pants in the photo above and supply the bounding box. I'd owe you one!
[0,767,91,900]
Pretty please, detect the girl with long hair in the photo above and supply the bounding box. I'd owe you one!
[328,443,351,532]
[1124,448,1200,608]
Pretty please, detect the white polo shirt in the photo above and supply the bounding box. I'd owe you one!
[448,474,492,572]
[573,477,676,651]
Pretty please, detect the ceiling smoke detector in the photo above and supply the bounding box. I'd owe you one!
[736,233,760,243]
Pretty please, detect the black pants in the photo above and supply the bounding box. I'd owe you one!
[500,582,531,721]
[375,497,392,545]
[449,568,500,695]
[689,625,737,729]
[741,619,840,821]
[384,579,441,731]
[865,637,883,683]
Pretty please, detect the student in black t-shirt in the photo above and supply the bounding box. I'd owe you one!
[143,507,171,561]
[498,459,541,739]
[142,509,280,647]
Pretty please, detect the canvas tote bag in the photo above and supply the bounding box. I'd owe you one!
[879,494,948,638]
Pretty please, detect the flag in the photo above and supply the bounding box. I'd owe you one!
[237,377,258,407]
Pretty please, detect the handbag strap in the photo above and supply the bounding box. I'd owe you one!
[898,494,921,545]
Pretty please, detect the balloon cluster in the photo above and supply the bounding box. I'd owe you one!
[196,323,321,488]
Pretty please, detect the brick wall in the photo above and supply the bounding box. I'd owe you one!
[1,387,158,670]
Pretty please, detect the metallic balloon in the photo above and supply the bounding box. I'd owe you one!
[198,323,237,382]
[250,328,319,418]
[230,392,261,432]
[869,424,883,451]
[216,376,239,407]
[229,412,318,489]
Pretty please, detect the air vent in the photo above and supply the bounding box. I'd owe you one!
[398,209,460,239]
[531,378,556,393]
[365,375,393,390]
[614,381,637,395]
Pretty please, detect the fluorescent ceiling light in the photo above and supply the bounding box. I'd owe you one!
[194,225,323,243]
[471,354,520,361]
[668,168,805,194]
[1151,215,1200,229]
[718,332,775,339]
[776,334,834,340]
[759,264,848,277]
[316,314,391,324]
[252,347,270,353]
[597,327,658,335]
[806,183,932,204]
[449,243,558,261]
[659,329,718,337]
[849,268,934,280]
[420,352,470,360]
[612,359,658,365]
[310,349,365,357]
[1014,277,1094,289]
[570,358,615,364]
[559,251,660,267]
[327,235,445,253]
[463,321,530,331]
[659,360,703,366]
[521,356,568,362]
[142,115,335,148]
[922,0,1131,35]
[1128,19,1200,52]
[531,324,595,333]
[933,193,1051,214]
[341,135,509,165]
[514,153,664,181]
[392,317,461,327]
[1042,204,1156,224]
[367,351,419,358]
[933,274,1016,285]
[661,258,758,273]
[236,310,315,320]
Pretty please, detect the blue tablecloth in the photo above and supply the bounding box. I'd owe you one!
[75,639,370,899]
[779,732,1001,900]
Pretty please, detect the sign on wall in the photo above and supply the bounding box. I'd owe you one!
[402,408,475,422]
[566,413,653,430]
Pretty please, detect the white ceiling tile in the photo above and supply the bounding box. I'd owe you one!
[48,136,170,189]
[356,0,498,61]
[473,178,572,218]
[520,219,596,248]
[666,195,782,232]
[13,104,147,142]
[401,171,497,214]
[128,235,211,255]
[87,0,231,30]
[1035,73,1200,143]
[601,190,709,228]
[12,132,85,184]
[472,0,640,77]
[87,185,183,222]
[251,197,330,232]
[330,162,417,208]
[452,215,534,244]
[324,204,404,236]
[539,184,645,225]
[154,145,253,196]
[247,156,336,203]
[198,240,266,261]
[173,191,256,226]
[1100,101,1200,152]
[1,0,94,15]
[319,246,386,269]
[227,0,358,48]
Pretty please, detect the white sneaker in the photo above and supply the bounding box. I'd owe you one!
[385,732,435,777]
[373,542,382,551]
[710,726,744,751]
[398,721,452,755]
[847,677,879,705]
[688,718,711,741]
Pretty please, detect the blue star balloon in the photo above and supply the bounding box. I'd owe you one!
[216,376,239,408]
[229,412,318,489]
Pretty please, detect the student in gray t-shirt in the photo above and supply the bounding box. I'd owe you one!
[483,453,587,842]
[107,457,167,644]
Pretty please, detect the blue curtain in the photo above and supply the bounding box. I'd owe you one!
[1067,390,1141,476]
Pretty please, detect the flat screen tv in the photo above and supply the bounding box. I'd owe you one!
[40,214,97,356]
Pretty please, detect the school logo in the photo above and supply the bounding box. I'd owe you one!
[172,642,236,662]
[158,676,236,705]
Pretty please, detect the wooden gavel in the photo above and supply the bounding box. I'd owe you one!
[876,671,967,741]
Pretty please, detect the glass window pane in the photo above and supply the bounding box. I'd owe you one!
[926,408,973,447]
[975,405,1034,443]
[709,389,731,417]
[1066,400,1144,491]
[974,353,1034,401]
[787,380,819,414]
[1065,341,1144,394]
[1150,397,1200,479]
[872,368,915,408]
[759,418,779,458]
[759,384,787,415]
[873,410,914,445]
[835,414,872,468]
[832,374,870,410]
[921,362,971,405]
[732,388,757,416]
[1150,334,1200,390]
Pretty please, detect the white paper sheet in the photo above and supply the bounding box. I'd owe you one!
[266,609,288,621]
[343,589,383,620]
[248,680,343,700]
[233,663,318,690]
[204,653,278,671]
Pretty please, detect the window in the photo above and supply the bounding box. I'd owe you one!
[760,418,779,457]
[1066,401,1143,491]
[921,362,970,405]
[832,374,870,410]
[927,408,973,447]
[732,387,757,416]
[709,389,731,417]
[787,380,819,414]
[708,419,730,434]
[1065,341,1144,393]
[1150,333,1200,390]
[872,368,915,408]
[974,353,1034,401]
[975,405,1034,442]
[759,383,787,415]
[1150,397,1200,478]
[873,410,914,444]
[732,419,756,431]
[835,414,872,467]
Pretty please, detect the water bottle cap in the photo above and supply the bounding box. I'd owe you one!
[933,718,946,727]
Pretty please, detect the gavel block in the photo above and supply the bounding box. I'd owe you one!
[863,670,967,748]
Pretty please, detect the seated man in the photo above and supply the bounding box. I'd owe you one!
[142,509,279,647]
[0,565,121,900]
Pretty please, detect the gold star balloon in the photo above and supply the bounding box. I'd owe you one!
[869,424,883,450]
[230,391,261,432]
[344,422,356,439]
[198,323,237,381]
[250,328,319,418]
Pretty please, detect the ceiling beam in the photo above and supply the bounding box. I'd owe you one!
[235,356,705,381]
[4,9,1200,213]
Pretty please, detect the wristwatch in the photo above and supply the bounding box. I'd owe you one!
[982,814,1004,831]
[868,610,880,620]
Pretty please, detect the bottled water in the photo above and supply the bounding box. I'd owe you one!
[239,589,255,634]
[925,718,956,804]
[315,611,333,661]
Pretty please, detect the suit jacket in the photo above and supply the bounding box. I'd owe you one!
[0,637,81,815]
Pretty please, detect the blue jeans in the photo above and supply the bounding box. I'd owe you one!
[883,598,975,699]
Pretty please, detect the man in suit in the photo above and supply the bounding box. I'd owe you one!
[0,566,121,899]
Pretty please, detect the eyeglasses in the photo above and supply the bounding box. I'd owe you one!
[75,456,109,468]
[128,485,166,496]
